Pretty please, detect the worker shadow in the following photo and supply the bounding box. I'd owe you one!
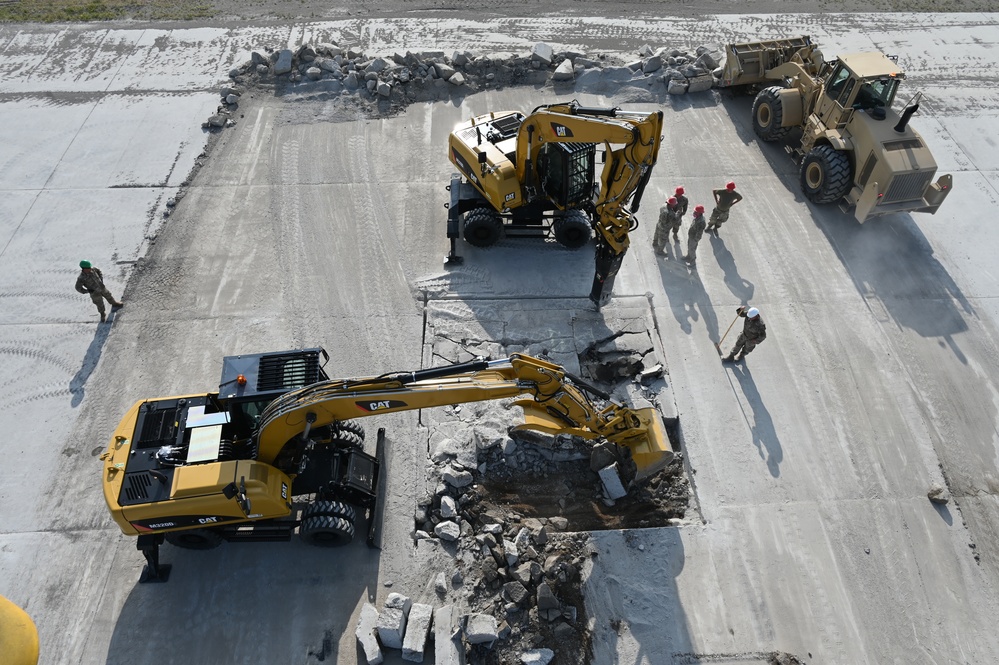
[584,528,692,664]
[719,94,973,353]
[657,252,720,343]
[709,235,755,304]
[728,362,783,477]
[103,536,380,665]
[69,314,115,407]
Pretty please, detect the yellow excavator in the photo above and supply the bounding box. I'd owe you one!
[444,100,664,306]
[100,348,673,581]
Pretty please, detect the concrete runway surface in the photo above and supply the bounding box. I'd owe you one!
[1,12,998,665]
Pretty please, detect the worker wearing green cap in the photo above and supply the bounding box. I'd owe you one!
[75,260,123,323]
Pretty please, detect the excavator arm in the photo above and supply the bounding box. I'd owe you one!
[256,353,673,480]
[513,102,663,305]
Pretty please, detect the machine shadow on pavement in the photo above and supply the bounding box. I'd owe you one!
[585,527,691,663]
[728,361,783,477]
[103,537,379,665]
[69,313,116,408]
[657,254,721,342]
[721,95,973,356]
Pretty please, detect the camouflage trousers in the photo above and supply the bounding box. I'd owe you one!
[685,236,701,260]
[707,208,730,230]
[653,220,680,253]
[88,289,117,315]
[729,333,760,358]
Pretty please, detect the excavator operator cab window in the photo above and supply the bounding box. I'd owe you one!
[539,142,596,208]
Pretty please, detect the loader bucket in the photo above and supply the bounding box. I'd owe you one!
[615,406,675,482]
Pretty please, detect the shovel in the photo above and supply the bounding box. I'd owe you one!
[715,313,740,356]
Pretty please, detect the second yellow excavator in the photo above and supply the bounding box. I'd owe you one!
[444,100,664,306]
[100,347,674,581]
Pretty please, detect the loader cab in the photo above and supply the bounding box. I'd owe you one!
[818,53,904,128]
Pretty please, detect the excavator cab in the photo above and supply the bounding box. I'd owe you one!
[538,141,596,209]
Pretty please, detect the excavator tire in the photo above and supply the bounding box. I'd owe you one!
[800,145,852,204]
[463,208,503,248]
[165,528,223,550]
[335,420,366,441]
[552,210,592,249]
[299,515,355,547]
[304,499,356,523]
[752,86,790,141]
[331,431,364,450]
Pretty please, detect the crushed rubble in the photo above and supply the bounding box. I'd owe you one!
[206,40,726,129]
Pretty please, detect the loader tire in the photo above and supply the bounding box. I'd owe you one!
[463,208,503,248]
[553,210,592,249]
[304,500,357,523]
[334,420,365,441]
[299,515,354,547]
[165,528,223,550]
[752,86,790,141]
[800,145,852,204]
[331,431,364,450]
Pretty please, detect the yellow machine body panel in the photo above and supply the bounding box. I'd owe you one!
[0,594,39,665]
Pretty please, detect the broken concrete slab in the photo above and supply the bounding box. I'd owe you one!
[402,602,434,662]
[531,42,554,66]
[274,49,293,75]
[599,463,629,500]
[356,603,384,665]
[435,520,461,542]
[553,60,574,81]
[520,648,555,664]
[465,613,499,644]
[376,593,413,649]
[434,605,465,665]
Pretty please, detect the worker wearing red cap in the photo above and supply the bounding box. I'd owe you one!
[682,205,707,264]
[673,186,689,228]
[707,181,743,235]
[653,196,682,257]
[723,305,766,362]
[75,260,123,323]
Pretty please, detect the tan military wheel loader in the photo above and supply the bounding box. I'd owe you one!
[718,36,951,221]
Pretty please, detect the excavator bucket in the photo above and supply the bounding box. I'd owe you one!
[622,407,675,482]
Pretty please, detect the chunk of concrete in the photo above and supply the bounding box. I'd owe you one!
[687,74,715,93]
[465,613,499,644]
[435,520,460,542]
[376,593,412,649]
[355,602,384,665]
[599,463,629,500]
[442,466,473,488]
[274,49,293,75]
[642,56,663,73]
[536,583,559,611]
[928,482,950,504]
[435,605,465,665]
[531,42,554,66]
[402,602,434,662]
[667,78,688,95]
[440,495,457,519]
[434,62,457,80]
[521,648,555,664]
[448,72,465,86]
[553,59,574,82]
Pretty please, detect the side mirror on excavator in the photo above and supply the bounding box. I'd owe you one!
[223,478,252,516]
[477,150,487,175]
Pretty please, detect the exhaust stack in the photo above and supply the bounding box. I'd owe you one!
[894,101,920,133]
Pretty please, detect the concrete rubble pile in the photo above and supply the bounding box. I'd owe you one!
[211,40,726,128]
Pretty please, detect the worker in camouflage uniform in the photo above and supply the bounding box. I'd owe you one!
[673,186,689,229]
[653,197,682,256]
[75,260,123,323]
[707,181,743,235]
[723,306,767,362]
[682,205,707,264]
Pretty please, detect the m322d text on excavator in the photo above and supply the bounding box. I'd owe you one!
[443,100,664,306]
[100,347,674,582]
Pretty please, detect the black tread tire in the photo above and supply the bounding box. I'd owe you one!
[165,528,223,550]
[334,420,366,441]
[299,514,355,547]
[552,210,592,249]
[304,499,357,522]
[463,208,503,248]
[331,431,364,450]
[800,145,852,204]
[752,86,790,142]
